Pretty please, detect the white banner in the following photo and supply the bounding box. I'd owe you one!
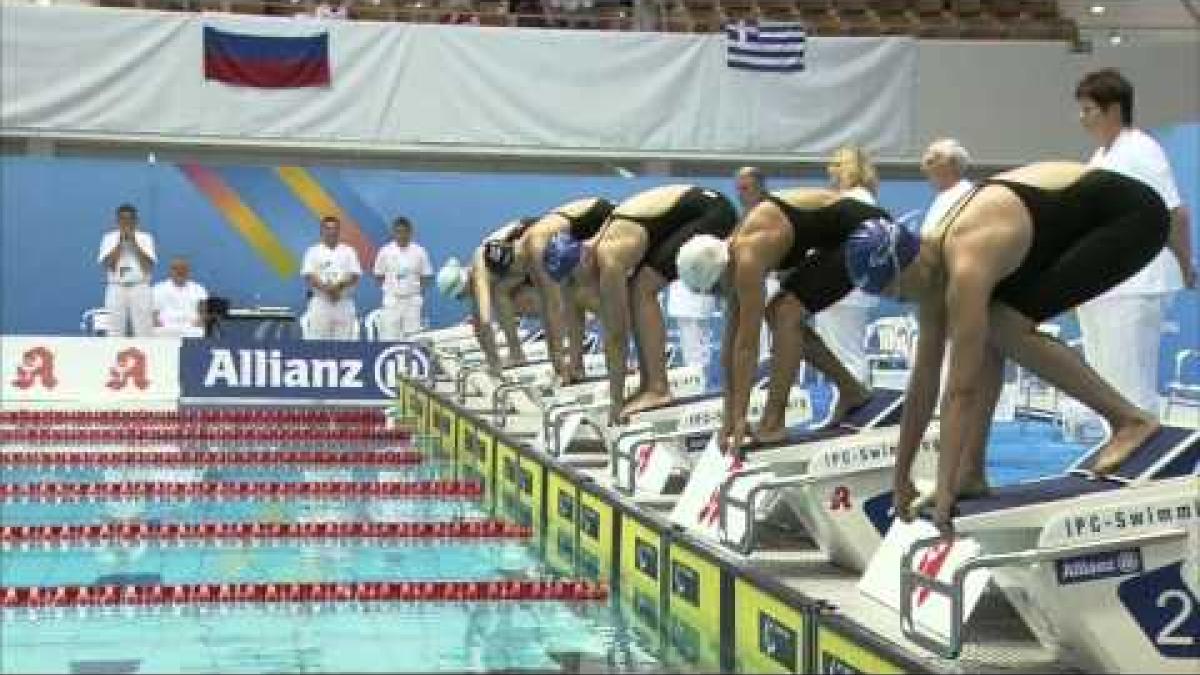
[0,336,180,408]
[1,6,917,156]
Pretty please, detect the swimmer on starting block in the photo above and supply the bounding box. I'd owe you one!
[542,185,737,425]
[845,161,1170,534]
[676,188,889,453]
[436,217,544,374]
[522,197,614,384]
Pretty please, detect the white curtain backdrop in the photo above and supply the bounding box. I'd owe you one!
[2,5,917,155]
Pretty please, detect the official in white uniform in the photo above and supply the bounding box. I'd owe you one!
[301,215,362,340]
[96,203,157,337]
[1074,68,1196,414]
[816,146,880,383]
[373,216,433,340]
[919,138,975,234]
[152,256,208,338]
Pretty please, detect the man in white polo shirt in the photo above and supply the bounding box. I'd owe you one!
[152,256,208,338]
[96,203,157,337]
[919,138,975,234]
[301,215,362,340]
[1074,68,1196,415]
[373,216,433,340]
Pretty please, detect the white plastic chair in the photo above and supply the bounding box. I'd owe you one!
[363,309,384,342]
[1165,349,1200,425]
[80,308,112,336]
[863,315,917,388]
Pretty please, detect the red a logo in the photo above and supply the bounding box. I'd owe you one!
[914,541,955,606]
[106,348,150,390]
[829,486,852,510]
[11,347,58,390]
[635,443,655,477]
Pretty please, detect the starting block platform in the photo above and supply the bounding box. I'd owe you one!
[857,426,1199,673]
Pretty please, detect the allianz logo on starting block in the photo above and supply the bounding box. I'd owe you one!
[187,342,431,400]
[1055,549,1144,585]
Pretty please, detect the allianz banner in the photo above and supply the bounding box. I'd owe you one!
[180,340,431,402]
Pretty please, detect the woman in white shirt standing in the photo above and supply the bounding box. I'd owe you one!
[1074,68,1196,416]
[301,215,362,340]
[817,145,880,384]
[373,216,433,340]
[96,203,157,337]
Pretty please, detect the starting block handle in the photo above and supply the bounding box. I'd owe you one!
[718,472,819,554]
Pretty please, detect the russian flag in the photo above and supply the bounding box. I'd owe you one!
[203,26,330,89]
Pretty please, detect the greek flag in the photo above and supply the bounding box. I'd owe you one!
[725,20,807,72]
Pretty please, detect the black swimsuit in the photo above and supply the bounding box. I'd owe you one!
[770,196,892,313]
[619,187,737,281]
[557,198,616,241]
[975,169,1168,321]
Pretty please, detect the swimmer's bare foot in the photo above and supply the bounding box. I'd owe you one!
[932,500,956,540]
[620,390,673,418]
[749,424,788,445]
[828,385,872,427]
[1093,414,1159,476]
[892,478,922,523]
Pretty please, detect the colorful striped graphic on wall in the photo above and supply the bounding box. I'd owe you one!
[275,167,377,270]
[179,163,299,278]
[179,163,384,280]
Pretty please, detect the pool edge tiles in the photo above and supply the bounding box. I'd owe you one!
[409,377,942,675]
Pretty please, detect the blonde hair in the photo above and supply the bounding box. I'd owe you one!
[829,145,879,196]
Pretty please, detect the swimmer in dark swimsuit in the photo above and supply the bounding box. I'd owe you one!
[546,185,737,425]
[525,197,614,384]
[678,188,885,454]
[436,217,541,373]
[847,161,1169,536]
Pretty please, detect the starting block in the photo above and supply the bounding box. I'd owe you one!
[543,366,709,465]
[670,389,946,573]
[609,385,813,499]
[866,426,1199,672]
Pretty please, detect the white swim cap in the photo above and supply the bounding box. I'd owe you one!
[436,258,469,297]
[676,234,729,293]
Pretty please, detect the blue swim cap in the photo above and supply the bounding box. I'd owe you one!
[543,232,583,282]
[845,216,920,294]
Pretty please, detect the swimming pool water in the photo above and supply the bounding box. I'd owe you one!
[0,416,1094,674]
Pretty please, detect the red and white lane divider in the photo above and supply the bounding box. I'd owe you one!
[1,580,608,608]
[0,520,531,547]
[0,480,482,501]
[0,409,387,426]
[0,428,410,443]
[0,450,424,467]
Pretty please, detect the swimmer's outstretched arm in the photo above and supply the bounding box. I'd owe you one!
[933,265,994,532]
[529,245,572,379]
[721,254,766,453]
[470,250,503,373]
[597,255,632,424]
[493,278,527,367]
[894,298,946,520]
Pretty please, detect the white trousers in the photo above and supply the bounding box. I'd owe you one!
[104,283,153,338]
[305,300,357,341]
[814,297,872,384]
[1077,293,1168,414]
[676,317,714,370]
[378,297,423,341]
